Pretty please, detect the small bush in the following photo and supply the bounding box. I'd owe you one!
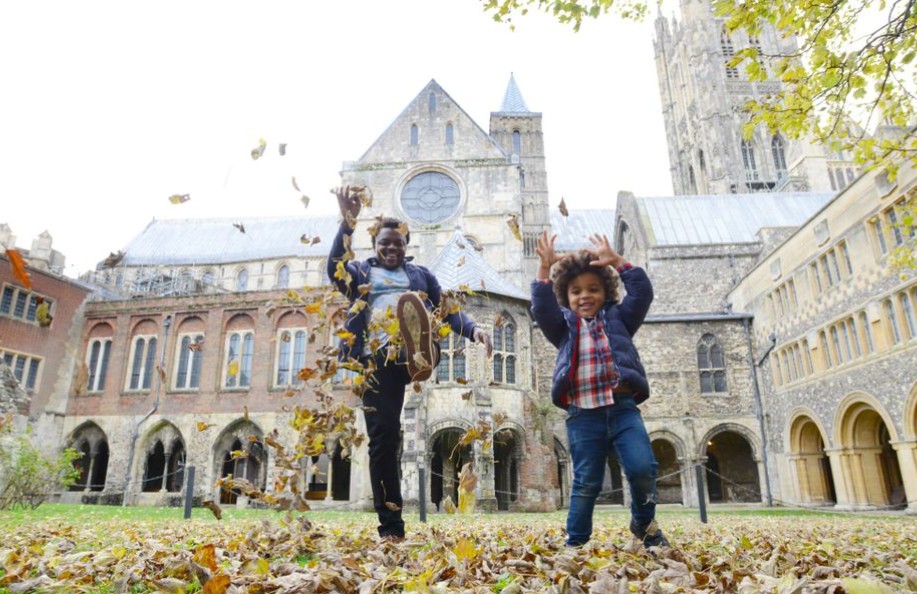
[0,426,81,510]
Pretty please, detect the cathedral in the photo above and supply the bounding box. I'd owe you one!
[2,0,916,514]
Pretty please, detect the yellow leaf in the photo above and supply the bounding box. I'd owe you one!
[168,193,190,205]
[227,360,240,377]
[840,578,892,594]
[193,543,218,572]
[453,538,478,561]
[203,574,231,594]
[438,325,452,338]
[305,302,323,314]
[197,422,215,432]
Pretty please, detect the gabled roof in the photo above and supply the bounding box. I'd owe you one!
[429,228,528,301]
[551,209,618,251]
[356,79,507,163]
[498,73,531,113]
[117,216,339,266]
[632,192,834,246]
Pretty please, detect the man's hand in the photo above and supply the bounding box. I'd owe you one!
[334,186,362,227]
[473,327,493,358]
[588,233,623,269]
[535,230,561,279]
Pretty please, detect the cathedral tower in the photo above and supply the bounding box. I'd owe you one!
[653,0,857,194]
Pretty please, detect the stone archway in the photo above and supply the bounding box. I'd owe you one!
[652,439,683,504]
[429,427,473,511]
[788,413,836,505]
[493,428,522,511]
[213,420,266,504]
[139,422,185,494]
[67,422,109,492]
[702,429,761,503]
[835,399,904,508]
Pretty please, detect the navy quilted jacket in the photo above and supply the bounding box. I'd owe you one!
[530,266,653,409]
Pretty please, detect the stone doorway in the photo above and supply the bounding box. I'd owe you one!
[703,430,760,503]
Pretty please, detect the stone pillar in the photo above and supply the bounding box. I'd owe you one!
[160,452,173,492]
[891,439,917,514]
[681,458,707,508]
[83,452,97,493]
[754,456,768,503]
[826,447,856,510]
[324,458,334,503]
[478,444,497,512]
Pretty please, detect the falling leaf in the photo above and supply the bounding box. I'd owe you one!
[189,339,203,351]
[358,284,371,295]
[457,256,465,267]
[455,377,468,385]
[250,138,267,160]
[292,176,301,192]
[233,222,246,234]
[456,240,466,249]
[102,251,124,268]
[297,367,319,381]
[243,405,249,421]
[168,193,190,205]
[396,222,410,235]
[494,313,505,327]
[461,390,473,401]
[5,249,31,289]
[35,302,52,327]
[227,360,240,377]
[492,411,507,426]
[155,364,166,383]
[202,500,223,520]
[197,422,216,432]
[300,234,312,245]
[442,495,456,514]
[301,195,310,208]
[278,143,287,156]
[558,197,569,217]
[354,185,374,207]
[505,214,522,241]
[281,332,292,342]
[310,236,321,245]
[412,382,422,393]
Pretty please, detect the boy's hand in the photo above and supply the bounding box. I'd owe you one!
[535,231,560,279]
[473,327,494,358]
[588,234,623,269]
[334,186,362,227]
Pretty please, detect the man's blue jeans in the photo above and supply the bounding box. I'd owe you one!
[565,395,658,546]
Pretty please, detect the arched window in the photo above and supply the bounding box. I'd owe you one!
[512,130,522,155]
[410,124,418,146]
[697,334,727,393]
[436,333,467,383]
[224,315,255,388]
[277,265,290,289]
[445,123,454,145]
[886,299,902,345]
[771,134,787,175]
[235,268,248,292]
[741,139,758,181]
[721,27,738,78]
[492,316,517,384]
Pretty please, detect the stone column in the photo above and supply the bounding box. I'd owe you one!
[160,452,173,492]
[754,456,768,504]
[324,457,334,503]
[83,452,97,493]
[478,443,497,512]
[825,447,853,509]
[891,439,917,514]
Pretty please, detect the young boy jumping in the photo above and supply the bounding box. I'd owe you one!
[531,230,669,551]
[328,186,492,541]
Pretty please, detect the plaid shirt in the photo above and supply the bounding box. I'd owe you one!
[571,317,620,409]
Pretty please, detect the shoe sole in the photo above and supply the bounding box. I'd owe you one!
[397,292,434,382]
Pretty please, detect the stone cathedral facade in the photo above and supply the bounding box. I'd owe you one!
[3,17,916,514]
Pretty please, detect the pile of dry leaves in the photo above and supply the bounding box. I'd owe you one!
[1,512,915,593]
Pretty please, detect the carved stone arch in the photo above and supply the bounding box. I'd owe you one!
[427,421,475,510]
[647,429,687,461]
[906,381,917,439]
[139,420,185,493]
[427,418,474,437]
[213,419,267,504]
[649,430,686,504]
[698,423,761,460]
[786,408,836,505]
[833,391,900,445]
[68,421,110,492]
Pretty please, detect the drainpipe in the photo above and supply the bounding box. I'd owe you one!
[122,314,171,502]
[743,318,774,506]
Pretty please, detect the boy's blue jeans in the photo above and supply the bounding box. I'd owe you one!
[565,395,658,546]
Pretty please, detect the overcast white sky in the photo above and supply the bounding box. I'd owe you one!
[0,0,676,276]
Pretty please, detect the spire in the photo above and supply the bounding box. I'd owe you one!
[499,73,531,113]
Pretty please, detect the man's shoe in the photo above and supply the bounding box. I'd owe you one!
[630,519,670,549]
[397,292,435,382]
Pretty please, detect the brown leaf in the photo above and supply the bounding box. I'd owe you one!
[412,382,422,393]
[396,222,410,235]
[310,236,321,245]
[494,313,505,328]
[155,364,166,384]
[203,574,231,594]
[202,500,223,520]
[461,390,473,401]
[559,197,569,217]
[457,256,465,267]
[102,251,124,268]
[233,222,245,234]
[193,543,218,572]
[292,176,301,192]
[189,338,203,351]
[455,377,468,385]
[301,195,310,209]
[5,249,31,289]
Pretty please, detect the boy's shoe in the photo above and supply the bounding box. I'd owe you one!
[630,519,670,549]
[397,292,435,382]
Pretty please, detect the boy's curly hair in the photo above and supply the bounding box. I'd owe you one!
[551,249,620,308]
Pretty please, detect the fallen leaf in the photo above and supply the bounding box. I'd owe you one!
[251,138,267,160]
[203,575,231,594]
[193,543,218,572]
[5,249,31,289]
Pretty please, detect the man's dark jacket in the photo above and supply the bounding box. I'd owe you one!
[327,224,478,361]
[530,266,653,408]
